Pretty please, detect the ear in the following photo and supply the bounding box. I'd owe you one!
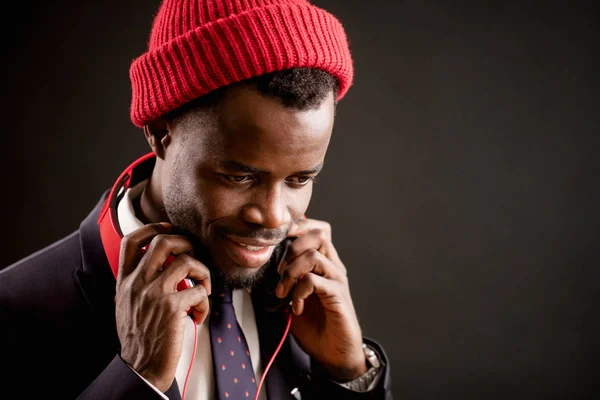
[143,117,172,160]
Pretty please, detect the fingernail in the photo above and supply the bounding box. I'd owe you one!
[275,282,284,298]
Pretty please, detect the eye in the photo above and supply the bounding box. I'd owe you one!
[222,174,254,184]
[286,176,315,187]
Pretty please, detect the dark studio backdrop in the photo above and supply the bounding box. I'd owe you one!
[2,0,598,399]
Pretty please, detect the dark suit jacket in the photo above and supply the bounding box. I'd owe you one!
[0,191,392,399]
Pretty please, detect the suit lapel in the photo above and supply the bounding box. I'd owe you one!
[252,302,293,399]
[252,294,312,399]
[77,190,118,316]
[165,379,181,399]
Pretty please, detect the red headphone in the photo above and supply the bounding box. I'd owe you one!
[97,152,193,291]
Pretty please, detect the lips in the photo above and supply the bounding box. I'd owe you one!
[223,235,279,268]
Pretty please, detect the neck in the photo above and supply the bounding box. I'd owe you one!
[136,171,169,224]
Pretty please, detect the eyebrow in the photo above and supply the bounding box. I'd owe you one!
[219,160,324,175]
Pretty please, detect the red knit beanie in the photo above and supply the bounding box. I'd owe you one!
[129,0,354,128]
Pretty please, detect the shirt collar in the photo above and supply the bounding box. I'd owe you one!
[117,179,148,236]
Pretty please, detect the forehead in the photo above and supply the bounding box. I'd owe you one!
[183,86,335,168]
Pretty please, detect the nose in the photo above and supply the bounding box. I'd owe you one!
[242,183,291,230]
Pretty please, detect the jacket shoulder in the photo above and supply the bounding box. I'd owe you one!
[0,230,84,313]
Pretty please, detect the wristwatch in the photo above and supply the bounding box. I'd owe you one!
[338,342,383,392]
[363,342,382,369]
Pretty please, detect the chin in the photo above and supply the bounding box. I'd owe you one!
[209,258,269,291]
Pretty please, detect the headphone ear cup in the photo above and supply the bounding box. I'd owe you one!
[258,238,294,313]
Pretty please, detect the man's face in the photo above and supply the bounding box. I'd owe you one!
[160,85,335,290]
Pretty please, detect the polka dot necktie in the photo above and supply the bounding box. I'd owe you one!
[209,291,258,400]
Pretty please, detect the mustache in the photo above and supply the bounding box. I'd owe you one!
[213,224,288,243]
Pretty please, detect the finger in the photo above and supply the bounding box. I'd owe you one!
[278,229,342,274]
[288,218,332,239]
[167,284,211,324]
[118,222,172,282]
[154,253,211,297]
[289,272,338,315]
[276,249,342,299]
[137,234,195,282]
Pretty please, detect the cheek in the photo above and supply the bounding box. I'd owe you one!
[290,185,314,219]
[199,181,245,221]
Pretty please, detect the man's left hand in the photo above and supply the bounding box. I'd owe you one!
[276,218,367,381]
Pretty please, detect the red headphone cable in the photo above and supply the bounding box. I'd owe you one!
[182,321,199,400]
[254,309,292,400]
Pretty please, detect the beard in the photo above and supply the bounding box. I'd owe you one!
[207,260,270,292]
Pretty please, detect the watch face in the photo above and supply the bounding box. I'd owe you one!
[363,343,382,368]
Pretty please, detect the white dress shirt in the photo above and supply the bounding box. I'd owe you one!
[117,179,267,400]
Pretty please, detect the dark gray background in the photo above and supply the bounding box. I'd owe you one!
[3,1,598,399]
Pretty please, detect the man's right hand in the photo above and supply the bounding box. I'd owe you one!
[115,222,211,392]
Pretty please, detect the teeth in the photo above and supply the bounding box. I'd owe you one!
[234,241,264,251]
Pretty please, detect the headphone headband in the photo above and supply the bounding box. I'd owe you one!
[98,152,156,279]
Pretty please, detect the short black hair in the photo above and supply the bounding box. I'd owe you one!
[251,67,339,110]
[166,67,339,121]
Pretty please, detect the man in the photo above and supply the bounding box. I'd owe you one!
[0,0,392,399]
